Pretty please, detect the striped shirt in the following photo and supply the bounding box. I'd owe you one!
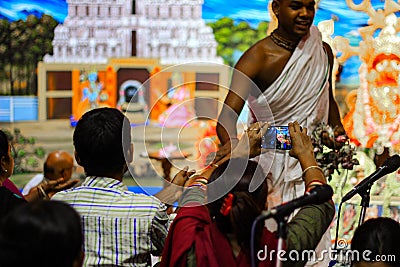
[52,176,169,267]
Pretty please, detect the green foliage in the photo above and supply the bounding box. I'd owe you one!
[34,147,45,158]
[17,149,26,158]
[2,128,45,174]
[0,14,59,95]
[27,137,35,144]
[27,156,39,168]
[207,18,269,66]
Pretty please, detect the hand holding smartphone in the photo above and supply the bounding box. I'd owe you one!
[261,126,292,150]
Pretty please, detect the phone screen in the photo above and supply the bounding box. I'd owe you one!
[261,126,292,150]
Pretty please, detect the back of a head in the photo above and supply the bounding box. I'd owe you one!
[0,200,83,267]
[351,217,400,267]
[44,150,74,180]
[207,158,268,249]
[73,108,131,176]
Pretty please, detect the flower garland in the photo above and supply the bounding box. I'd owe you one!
[311,122,359,180]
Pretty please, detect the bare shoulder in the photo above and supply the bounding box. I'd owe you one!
[235,37,279,74]
[237,38,269,65]
[235,37,293,93]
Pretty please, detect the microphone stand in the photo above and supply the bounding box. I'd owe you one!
[275,215,289,267]
[358,185,372,226]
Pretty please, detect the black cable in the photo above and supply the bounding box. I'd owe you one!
[329,201,344,267]
[250,215,263,267]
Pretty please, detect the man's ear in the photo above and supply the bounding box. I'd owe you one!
[74,151,81,166]
[272,0,280,17]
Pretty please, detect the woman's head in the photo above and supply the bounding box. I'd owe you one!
[0,200,83,267]
[0,130,13,180]
[351,217,400,267]
[207,158,268,249]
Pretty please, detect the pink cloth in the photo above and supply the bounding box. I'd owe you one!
[2,178,24,198]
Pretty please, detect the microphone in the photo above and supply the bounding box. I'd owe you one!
[260,184,333,219]
[342,154,400,202]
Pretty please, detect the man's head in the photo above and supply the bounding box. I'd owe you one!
[351,217,400,267]
[73,108,132,178]
[272,0,316,39]
[43,151,74,181]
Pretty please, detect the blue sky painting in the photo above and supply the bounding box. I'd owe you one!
[0,0,393,85]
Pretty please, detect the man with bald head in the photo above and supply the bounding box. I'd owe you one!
[22,150,78,200]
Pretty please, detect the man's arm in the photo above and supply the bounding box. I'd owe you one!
[323,42,344,131]
[153,167,195,209]
[216,45,266,145]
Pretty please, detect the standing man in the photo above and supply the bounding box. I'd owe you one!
[217,0,343,205]
[217,1,344,265]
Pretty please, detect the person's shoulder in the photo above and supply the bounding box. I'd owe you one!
[0,186,26,204]
[235,37,273,70]
[51,185,81,201]
[125,191,163,205]
[243,37,271,58]
[51,189,70,201]
[122,192,168,214]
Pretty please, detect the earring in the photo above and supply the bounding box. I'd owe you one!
[3,169,7,173]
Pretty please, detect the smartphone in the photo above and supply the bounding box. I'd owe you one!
[261,126,292,150]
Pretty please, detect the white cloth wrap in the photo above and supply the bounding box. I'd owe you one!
[248,25,330,203]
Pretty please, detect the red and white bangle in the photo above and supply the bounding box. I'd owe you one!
[305,180,325,194]
[187,183,207,191]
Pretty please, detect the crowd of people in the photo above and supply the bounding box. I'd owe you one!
[0,0,399,266]
[0,107,398,267]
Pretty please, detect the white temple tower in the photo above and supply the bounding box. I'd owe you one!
[44,0,222,64]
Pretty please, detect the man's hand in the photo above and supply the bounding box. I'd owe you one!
[46,178,80,198]
[170,166,196,187]
[154,166,196,208]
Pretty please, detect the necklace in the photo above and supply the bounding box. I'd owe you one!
[270,30,298,51]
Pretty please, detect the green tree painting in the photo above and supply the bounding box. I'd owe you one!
[0,14,58,95]
[208,17,269,66]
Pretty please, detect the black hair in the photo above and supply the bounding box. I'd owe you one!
[351,217,400,266]
[0,200,83,267]
[0,130,9,159]
[73,108,131,176]
[207,158,268,251]
[0,130,12,176]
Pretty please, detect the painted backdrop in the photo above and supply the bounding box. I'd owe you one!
[0,0,393,85]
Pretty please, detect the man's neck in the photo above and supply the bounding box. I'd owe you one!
[270,30,300,51]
